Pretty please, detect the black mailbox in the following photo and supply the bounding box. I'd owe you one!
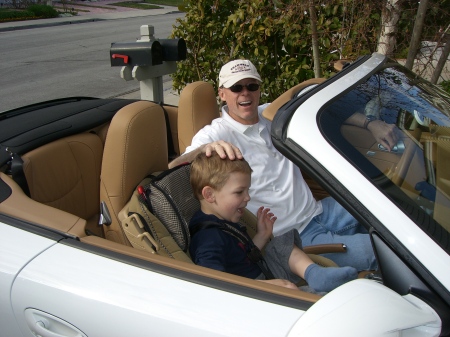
[159,38,187,61]
[110,41,163,67]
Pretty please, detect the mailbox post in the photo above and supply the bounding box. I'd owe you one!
[110,25,186,103]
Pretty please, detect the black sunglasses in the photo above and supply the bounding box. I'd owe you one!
[228,83,260,93]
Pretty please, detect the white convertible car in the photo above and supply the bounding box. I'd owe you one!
[1,53,449,337]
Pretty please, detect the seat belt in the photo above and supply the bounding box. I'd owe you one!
[159,103,177,161]
[10,153,30,197]
[191,221,275,280]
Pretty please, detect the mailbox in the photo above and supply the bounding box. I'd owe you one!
[159,38,187,61]
[110,41,163,67]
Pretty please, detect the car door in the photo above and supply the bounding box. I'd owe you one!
[4,219,307,337]
[0,220,59,337]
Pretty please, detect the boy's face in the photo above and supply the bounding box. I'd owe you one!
[210,172,251,223]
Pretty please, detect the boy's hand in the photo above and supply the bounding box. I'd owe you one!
[252,206,276,249]
[258,279,299,290]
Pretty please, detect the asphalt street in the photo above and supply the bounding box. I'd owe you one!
[0,1,182,107]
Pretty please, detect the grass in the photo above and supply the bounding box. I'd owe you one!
[0,8,35,22]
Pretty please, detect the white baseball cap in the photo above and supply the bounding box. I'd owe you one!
[218,59,262,88]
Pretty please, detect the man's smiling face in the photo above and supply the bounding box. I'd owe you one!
[219,78,261,125]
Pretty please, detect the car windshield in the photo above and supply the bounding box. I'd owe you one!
[319,64,450,253]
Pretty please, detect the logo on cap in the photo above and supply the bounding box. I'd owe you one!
[230,63,251,74]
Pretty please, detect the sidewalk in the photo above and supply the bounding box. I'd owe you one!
[0,2,181,32]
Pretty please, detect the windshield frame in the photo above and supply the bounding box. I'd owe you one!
[316,62,450,255]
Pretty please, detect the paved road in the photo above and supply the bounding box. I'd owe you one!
[0,5,184,111]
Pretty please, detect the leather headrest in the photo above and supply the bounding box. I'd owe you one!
[262,78,326,121]
[101,101,168,211]
[178,81,220,154]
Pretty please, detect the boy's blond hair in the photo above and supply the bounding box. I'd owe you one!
[190,152,252,200]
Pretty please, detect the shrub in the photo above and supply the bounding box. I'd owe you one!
[439,80,450,95]
[27,4,58,18]
[170,0,378,102]
[170,0,450,101]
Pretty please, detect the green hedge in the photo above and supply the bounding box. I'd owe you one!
[0,4,58,21]
[27,4,58,18]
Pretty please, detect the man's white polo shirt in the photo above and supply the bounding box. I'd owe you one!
[185,104,322,236]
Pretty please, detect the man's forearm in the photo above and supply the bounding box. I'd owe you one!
[343,112,399,151]
[344,112,366,128]
[169,141,243,168]
[168,145,204,169]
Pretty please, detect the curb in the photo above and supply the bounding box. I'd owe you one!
[0,7,182,32]
[0,17,105,32]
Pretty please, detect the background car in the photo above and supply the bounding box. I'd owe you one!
[1,53,449,336]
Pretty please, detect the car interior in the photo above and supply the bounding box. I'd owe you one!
[3,67,450,305]
[1,79,357,307]
[18,68,450,313]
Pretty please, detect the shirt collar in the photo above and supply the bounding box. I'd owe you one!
[221,105,269,136]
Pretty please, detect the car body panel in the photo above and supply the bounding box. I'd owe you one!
[0,222,58,337]
[5,222,304,337]
[290,279,441,337]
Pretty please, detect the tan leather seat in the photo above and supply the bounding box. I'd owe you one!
[177,81,220,154]
[22,133,103,236]
[100,101,169,245]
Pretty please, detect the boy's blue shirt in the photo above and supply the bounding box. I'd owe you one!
[189,210,261,279]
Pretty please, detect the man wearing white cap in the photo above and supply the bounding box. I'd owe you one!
[170,59,393,271]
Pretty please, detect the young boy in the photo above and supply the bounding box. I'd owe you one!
[189,152,358,293]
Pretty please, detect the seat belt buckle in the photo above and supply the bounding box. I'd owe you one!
[121,214,160,254]
[247,246,263,263]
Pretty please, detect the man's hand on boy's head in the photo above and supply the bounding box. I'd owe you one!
[203,140,243,160]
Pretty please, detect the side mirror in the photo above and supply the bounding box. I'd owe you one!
[289,279,441,337]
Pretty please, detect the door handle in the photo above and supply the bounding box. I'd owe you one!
[25,308,87,337]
